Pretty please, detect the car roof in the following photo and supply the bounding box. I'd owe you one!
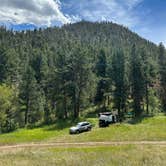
[99,112,112,116]
[77,121,89,125]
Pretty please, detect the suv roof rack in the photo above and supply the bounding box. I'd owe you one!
[98,112,112,116]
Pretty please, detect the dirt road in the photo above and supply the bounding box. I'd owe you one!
[0,141,166,150]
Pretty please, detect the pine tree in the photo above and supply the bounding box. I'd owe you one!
[158,43,166,112]
[130,44,145,117]
[68,46,93,118]
[112,49,127,119]
[53,51,71,119]
[95,49,108,108]
[19,66,45,125]
[141,48,157,114]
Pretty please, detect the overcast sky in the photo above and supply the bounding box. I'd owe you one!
[0,0,165,45]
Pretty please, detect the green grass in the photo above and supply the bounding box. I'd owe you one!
[0,145,166,166]
[0,126,67,145]
[0,115,166,145]
[0,115,166,166]
[55,115,166,143]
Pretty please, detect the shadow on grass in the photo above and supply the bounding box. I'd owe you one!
[44,117,85,131]
[127,114,154,124]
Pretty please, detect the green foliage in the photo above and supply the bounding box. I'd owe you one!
[130,44,145,116]
[95,49,108,106]
[19,67,45,126]
[111,49,127,119]
[0,84,18,133]
[158,43,166,112]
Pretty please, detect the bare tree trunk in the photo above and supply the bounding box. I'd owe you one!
[64,94,68,119]
[25,99,29,125]
[146,83,149,114]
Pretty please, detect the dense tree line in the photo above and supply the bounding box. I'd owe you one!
[0,21,165,133]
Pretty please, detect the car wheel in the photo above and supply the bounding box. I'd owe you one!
[88,127,91,131]
[76,130,80,134]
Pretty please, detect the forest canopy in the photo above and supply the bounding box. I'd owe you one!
[0,21,165,133]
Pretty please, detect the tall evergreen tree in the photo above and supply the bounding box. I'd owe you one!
[141,48,157,114]
[130,44,145,117]
[68,46,93,118]
[112,49,127,119]
[95,49,108,107]
[158,43,166,112]
[19,66,45,125]
[53,51,71,119]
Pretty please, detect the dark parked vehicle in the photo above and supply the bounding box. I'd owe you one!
[69,122,92,134]
[98,112,117,127]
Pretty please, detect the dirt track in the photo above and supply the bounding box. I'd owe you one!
[0,141,166,150]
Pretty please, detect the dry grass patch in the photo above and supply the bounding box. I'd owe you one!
[0,145,166,166]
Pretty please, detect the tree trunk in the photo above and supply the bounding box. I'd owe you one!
[44,100,50,124]
[134,96,142,117]
[77,95,80,117]
[73,90,80,119]
[74,102,78,119]
[25,99,29,125]
[73,92,78,119]
[107,96,110,106]
[146,83,149,115]
[118,101,122,122]
[64,94,68,119]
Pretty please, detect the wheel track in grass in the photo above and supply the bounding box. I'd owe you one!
[0,141,166,150]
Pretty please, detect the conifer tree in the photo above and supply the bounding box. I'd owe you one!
[19,66,45,125]
[112,49,127,119]
[130,44,145,117]
[95,49,108,108]
[68,46,93,118]
[158,43,166,112]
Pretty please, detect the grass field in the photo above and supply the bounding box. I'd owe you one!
[0,115,166,165]
[0,145,166,166]
[0,115,166,145]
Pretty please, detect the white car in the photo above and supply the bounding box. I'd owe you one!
[69,122,92,134]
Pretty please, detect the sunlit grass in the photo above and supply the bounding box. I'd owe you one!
[50,115,166,143]
[0,145,166,166]
[0,126,67,145]
[0,115,165,145]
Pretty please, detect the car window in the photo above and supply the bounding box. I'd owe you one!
[81,123,86,126]
[78,122,90,126]
[77,124,81,127]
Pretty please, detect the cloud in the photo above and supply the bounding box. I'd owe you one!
[0,0,70,26]
[124,0,143,8]
[0,0,144,29]
[62,0,143,28]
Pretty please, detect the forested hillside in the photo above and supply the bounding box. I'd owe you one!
[0,21,165,133]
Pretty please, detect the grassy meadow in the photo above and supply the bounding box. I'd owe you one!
[0,115,165,145]
[0,113,166,165]
[0,145,166,166]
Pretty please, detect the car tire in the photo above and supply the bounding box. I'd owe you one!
[88,127,91,131]
[76,130,80,134]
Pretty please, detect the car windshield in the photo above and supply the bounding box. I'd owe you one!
[76,123,82,127]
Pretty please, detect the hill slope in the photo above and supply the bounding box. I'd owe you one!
[0,21,161,132]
